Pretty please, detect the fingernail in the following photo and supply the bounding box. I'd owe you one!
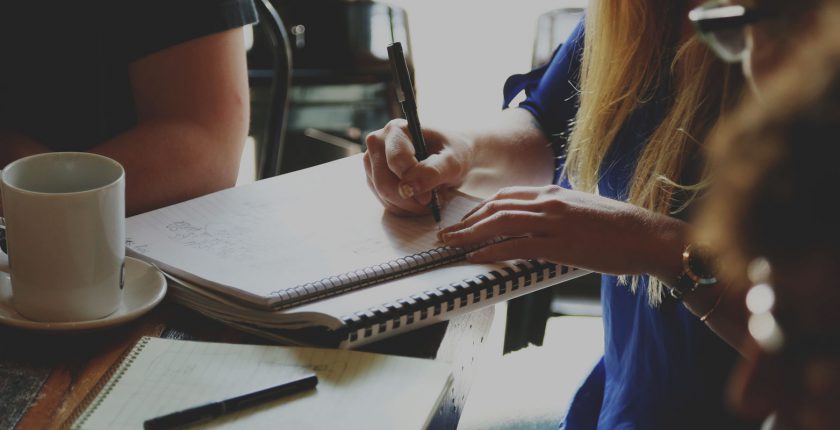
[398,183,415,199]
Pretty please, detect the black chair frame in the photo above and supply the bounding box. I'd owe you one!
[250,0,293,180]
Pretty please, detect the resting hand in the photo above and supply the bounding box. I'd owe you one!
[438,185,686,277]
[363,119,472,216]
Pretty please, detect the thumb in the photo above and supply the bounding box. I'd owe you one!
[399,151,461,196]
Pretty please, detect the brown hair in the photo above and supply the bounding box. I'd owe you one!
[698,6,840,282]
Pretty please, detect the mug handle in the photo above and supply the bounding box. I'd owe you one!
[0,167,8,272]
[0,217,8,273]
[0,217,5,252]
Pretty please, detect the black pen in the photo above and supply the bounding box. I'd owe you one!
[387,42,442,224]
[143,373,318,430]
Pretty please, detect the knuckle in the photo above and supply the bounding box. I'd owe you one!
[409,174,429,192]
[423,162,443,181]
[492,210,516,224]
[379,187,401,204]
[485,200,503,213]
[366,134,384,152]
[500,186,516,194]
[492,188,511,200]
[384,118,408,133]
[544,184,563,194]
[542,198,567,212]
[441,154,461,178]
[385,133,406,153]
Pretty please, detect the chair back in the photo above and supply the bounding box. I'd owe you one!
[249,0,293,179]
[532,8,584,68]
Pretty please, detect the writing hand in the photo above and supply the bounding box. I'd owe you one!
[363,119,472,216]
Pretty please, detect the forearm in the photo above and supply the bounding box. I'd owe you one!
[460,108,555,196]
[638,212,749,352]
[683,282,748,353]
[1,29,248,216]
[91,120,244,216]
[644,216,748,352]
[0,129,50,167]
[110,27,248,216]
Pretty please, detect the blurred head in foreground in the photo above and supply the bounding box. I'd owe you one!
[698,6,840,429]
[690,0,823,92]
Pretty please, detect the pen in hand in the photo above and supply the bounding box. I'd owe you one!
[143,373,318,430]
[387,42,443,225]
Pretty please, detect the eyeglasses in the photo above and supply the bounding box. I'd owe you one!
[746,258,840,359]
[689,0,764,63]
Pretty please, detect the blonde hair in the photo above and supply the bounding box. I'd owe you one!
[563,0,743,305]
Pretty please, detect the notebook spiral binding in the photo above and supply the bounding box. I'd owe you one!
[268,242,496,311]
[339,260,574,344]
[67,337,153,430]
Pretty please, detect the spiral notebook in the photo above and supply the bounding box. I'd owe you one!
[126,156,587,346]
[70,337,452,430]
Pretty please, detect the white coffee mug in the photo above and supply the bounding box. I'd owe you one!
[0,152,125,322]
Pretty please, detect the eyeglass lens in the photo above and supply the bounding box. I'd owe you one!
[705,27,748,63]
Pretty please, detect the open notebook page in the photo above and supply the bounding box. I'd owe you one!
[126,155,481,306]
[72,337,451,430]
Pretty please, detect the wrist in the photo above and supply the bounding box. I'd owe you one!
[456,131,477,184]
[683,281,727,319]
[645,215,689,283]
[663,243,719,301]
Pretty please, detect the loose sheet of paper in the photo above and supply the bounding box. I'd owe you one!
[73,337,451,430]
[126,155,480,305]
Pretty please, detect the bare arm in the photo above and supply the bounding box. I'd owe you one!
[0,28,249,216]
[608,213,748,353]
[0,130,51,167]
[643,222,749,352]
[95,28,249,215]
[438,182,749,353]
[459,107,556,196]
[364,83,751,353]
[364,107,555,214]
[682,281,749,353]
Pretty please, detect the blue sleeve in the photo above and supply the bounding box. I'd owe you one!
[502,19,584,185]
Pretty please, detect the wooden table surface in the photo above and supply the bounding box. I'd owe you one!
[0,300,496,430]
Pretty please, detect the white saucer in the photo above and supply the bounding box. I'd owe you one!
[0,257,166,331]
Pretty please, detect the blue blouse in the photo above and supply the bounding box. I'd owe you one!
[503,21,750,430]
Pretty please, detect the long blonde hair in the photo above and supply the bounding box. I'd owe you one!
[563,0,744,305]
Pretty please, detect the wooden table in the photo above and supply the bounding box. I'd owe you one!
[0,299,497,430]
